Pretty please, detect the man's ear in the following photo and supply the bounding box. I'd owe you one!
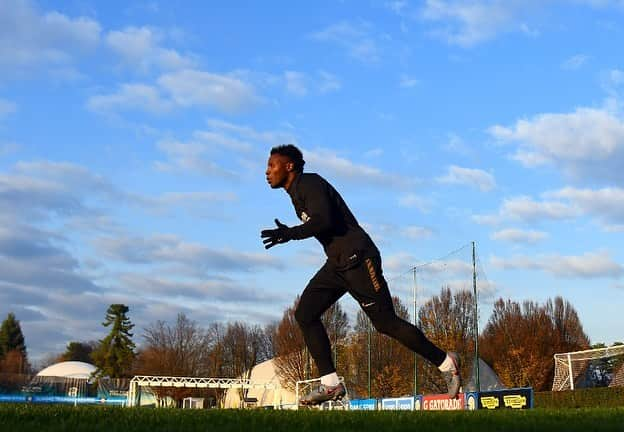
[287,162,294,172]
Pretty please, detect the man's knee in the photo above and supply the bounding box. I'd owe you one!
[294,304,313,327]
[369,310,400,336]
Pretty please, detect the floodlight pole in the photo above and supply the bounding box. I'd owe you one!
[472,241,480,392]
[413,266,418,396]
[333,304,338,369]
[367,319,371,398]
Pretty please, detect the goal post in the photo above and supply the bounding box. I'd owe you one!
[552,345,624,391]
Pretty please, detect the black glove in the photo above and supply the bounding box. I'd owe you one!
[261,219,292,249]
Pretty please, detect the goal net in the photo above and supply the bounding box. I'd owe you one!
[552,345,624,391]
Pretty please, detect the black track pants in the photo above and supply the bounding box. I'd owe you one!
[294,255,447,376]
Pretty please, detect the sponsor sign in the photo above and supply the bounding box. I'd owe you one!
[465,392,479,411]
[381,397,414,410]
[0,394,127,405]
[421,393,465,410]
[349,398,377,410]
[477,388,533,410]
[413,395,423,411]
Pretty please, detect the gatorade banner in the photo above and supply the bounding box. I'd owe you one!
[421,393,465,410]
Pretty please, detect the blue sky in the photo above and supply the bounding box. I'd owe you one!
[1,0,624,365]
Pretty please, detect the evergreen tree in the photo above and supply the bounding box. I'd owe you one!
[0,312,27,359]
[91,304,136,378]
[0,312,29,373]
[60,341,96,363]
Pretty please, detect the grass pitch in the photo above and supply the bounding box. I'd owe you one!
[0,404,623,432]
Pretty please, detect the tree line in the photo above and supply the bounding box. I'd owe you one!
[2,288,621,405]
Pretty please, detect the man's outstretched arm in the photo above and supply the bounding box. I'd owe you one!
[261,219,293,249]
[287,179,333,240]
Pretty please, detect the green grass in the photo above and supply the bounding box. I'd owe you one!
[0,404,623,432]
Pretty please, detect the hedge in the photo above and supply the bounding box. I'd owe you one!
[535,387,624,408]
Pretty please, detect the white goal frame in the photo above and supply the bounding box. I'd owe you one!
[127,375,277,407]
[552,345,624,391]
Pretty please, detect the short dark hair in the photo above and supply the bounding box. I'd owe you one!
[270,144,305,173]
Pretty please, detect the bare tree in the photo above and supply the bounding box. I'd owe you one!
[216,322,267,402]
[346,296,413,398]
[320,301,349,372]
[418,287,475,394]
[273,298,309,391]
[135,313,213,406]
[479,296,589,391]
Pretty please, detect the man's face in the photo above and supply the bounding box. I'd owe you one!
[266,153,292,189]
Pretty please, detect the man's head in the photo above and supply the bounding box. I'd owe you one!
[266,144,305,189]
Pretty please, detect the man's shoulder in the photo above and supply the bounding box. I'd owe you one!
[297,172,327,188]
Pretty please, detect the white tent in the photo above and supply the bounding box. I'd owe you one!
[37,361,97,379]
[224,359,296,409]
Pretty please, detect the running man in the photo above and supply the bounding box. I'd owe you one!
[261,144,461,405]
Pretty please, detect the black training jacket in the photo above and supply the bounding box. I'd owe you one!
[286,173,379,269]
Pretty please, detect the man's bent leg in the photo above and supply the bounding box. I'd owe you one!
[294,263,346,376]
[346,256,446,366]
[346,256,461,397]
[368,305,447,366]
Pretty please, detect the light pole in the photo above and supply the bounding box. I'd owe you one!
[413,266,418,396]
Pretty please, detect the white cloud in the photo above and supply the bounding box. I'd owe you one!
[384,251,419,273]
[387,0,409,14]
[0,0,100,74]
[89,69,261,116]
[402,225,433,239]
[607,69,624,86]
[193,131,253,152]
[574,0,624,9]
[0,98,17,118]
[284,71,307,96]
[96,234,280,273]
[154,120,295,177]
[318,70,341,93]
[135,191,238,218]
[384,253,478,298]
[116,273,282,303]
[489,107,624,183]
[476,186,624,229]
[546,186,624,229]
[491,228,548,244]
[0,157,290,362]
[305,148,416,187]
[398,193,431,212]
[154,139,237,177]
[421,0,530,47]
[442,133,473,156]
[0,141,19,156]
[106,26,195,72]
[158,69,260,113]
[602,69,624,97]
[205,118,295,145]
[310,21,381,63]
[474,195,578,225]
[364,148,384,158]
[87,83,172,114]
[400,74,419,88]
[436,165,496,191]
[562,54,589,70]
[491,250,624,279]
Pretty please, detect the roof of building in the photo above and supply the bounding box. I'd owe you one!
[36,361,97,379]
